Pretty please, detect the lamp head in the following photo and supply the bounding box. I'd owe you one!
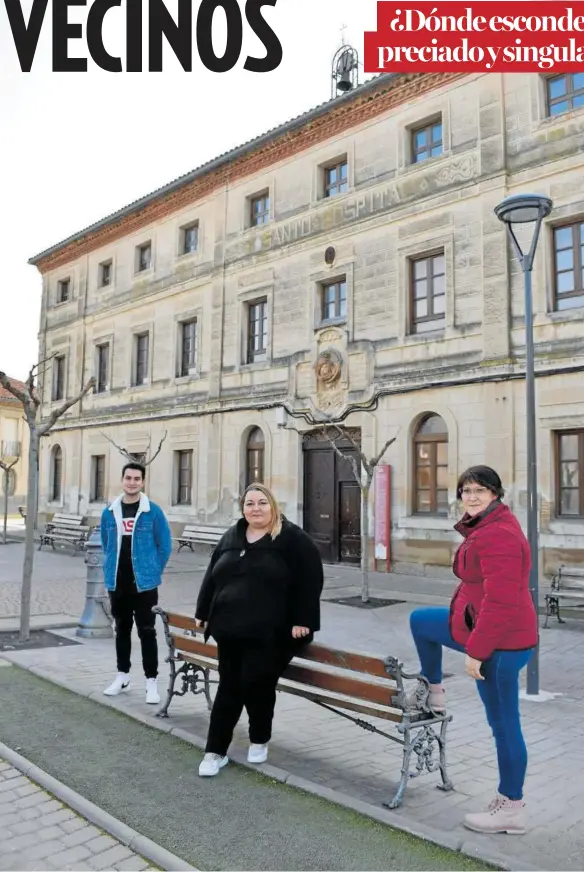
[494,194,553,226]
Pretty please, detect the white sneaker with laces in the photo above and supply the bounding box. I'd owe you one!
[145,678,160,705]
[198,753,229,777]
[103,673,131,696]
[247,743,268,764]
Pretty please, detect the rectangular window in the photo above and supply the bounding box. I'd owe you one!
[99,260,112,288]
[557,431,584,517]
[96,343,109,393]
[247,299,268,363]
[175,450,193,505]
[180,320,197,376]
[134,333,149,385]
[250,192,270,226]
[321,279,347,322]
[57,278,70,303]
[181,223,199,255]
[553,222,584,311]
[136,242,151,273]
[547,73,584,116]
[411,119,443,163]
[410,253,446,333]
[90,455,106,502]
[324,159,348,197]
[52,355,66,401]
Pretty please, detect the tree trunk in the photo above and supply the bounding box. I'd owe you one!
[361,483,370,603]
[20,432,39,642]
[2,467,8,545]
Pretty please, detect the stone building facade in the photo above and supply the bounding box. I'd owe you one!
[0,379,29,515]
[29,71,584,573]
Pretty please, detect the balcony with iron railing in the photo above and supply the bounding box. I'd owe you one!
[0,441,22,459]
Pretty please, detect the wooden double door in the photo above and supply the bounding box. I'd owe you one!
[303,429,361,564]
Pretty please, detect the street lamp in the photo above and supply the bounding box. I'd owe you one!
[494,193,553,697]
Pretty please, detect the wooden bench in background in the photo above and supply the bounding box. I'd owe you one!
[544,565,584,627]
[39,513,90,553]
[153,607,454,810]
[173,524,228,553]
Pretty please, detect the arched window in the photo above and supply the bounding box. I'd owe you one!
[50,445,62,502]
[414,415,448,515]
[246,428,265,487]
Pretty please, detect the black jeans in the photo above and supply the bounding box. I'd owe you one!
[205,635,309,756]
[109,588,158,679]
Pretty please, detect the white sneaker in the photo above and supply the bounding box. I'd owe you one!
[198,753,229,777]
[247,743,268,764]
[145,678,160,705]
[103,673,130,696]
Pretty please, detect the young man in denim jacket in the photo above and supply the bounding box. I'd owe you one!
[101,462,172,705]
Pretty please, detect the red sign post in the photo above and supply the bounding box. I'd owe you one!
[373,464,391,571]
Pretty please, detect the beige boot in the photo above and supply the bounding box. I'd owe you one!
[464,795,526,834]
[404,680,446,713]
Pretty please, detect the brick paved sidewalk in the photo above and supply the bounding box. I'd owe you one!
[0,759,156,871]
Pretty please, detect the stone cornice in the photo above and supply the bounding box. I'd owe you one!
[33,72,464,274]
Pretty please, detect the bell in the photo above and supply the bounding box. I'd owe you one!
[336,70,353,92]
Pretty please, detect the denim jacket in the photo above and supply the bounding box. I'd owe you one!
[100,494,172,593]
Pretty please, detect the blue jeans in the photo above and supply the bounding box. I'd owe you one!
[409,607,534,801]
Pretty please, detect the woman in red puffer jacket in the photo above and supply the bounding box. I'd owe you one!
[406,466,537,836]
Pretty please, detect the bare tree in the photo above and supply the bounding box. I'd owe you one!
[0,363,95,642]
[99,430,168,466]
[0,452,20,545]
[320,424,396,603]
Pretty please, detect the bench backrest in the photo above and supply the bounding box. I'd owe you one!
[163,612,398,707]
[558,565,584,589]
[182,524,228,535]
[49,513,86,527]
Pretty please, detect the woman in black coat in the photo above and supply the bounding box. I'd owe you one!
[195,483,324,777]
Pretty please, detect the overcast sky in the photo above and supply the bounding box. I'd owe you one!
[0,0,378,380]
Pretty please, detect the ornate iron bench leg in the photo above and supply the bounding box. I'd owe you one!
[203,667,213,711]
[385,722,416,809]
[156,655,183,719]
[436,715,454,793]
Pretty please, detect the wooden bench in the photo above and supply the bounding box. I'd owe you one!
[39,513,90,553]
[174,524,228,553]
[544,565,584,627]
[152,608,454,809]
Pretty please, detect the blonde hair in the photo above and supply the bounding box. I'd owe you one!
[241,483,282,539]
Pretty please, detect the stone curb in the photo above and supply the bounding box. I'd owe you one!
[2,657,541,872]
[0,739,197,871]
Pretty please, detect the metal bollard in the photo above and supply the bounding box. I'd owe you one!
[77,526,113,638]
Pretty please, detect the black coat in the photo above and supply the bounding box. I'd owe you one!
[195,517,324,642]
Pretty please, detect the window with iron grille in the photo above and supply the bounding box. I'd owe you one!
[410,253,446,333]
[51,445,62,502]
[556,431,584,517]
[90,455,105,502]
[99,261,112,287]
[247,300,268,363]
[324,160,348,197]
[175,450,192,505]
[553,222,584,311]
[180,320,197,376]
[547,73,584,116]
[136,242,151,272]
[181,223,199,255]
[411,119,443,163]
[57,279,70,303]
[52,355,66,401]
[246,428,265,486]
[413,415,449,515]
[96,343,109,393]
[321,279,347,322]
[134,333,149,385]
[250,192,270,226]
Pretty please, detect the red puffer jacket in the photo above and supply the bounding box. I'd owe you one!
[450,501,538,661]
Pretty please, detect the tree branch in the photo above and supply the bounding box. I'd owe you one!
[38,377,96,436]
[0,457,19,472]
[100,432,135,462]
[145,432,167,466]
[324,422,370,475]
[371,436,397,468]
[321,425,361,485]
[0,372,30,408]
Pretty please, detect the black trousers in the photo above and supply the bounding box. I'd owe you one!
[109,588,158,679]
[205,635,309,756]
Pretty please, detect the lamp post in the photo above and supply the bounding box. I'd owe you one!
[494,193,553,696]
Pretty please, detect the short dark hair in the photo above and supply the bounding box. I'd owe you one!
[122,462,146,480]
[456,465,504,500]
